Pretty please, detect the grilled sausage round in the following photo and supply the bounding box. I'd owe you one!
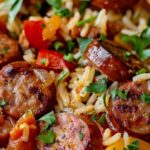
[107,79,150,142]
[38,113,103,150]
[0,61,56,119]
[0,33,20,68]
[91,0,139,11]
[85,40,143,81]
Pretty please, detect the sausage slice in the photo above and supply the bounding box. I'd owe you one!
[91,0,139,11]
[107,80,150,142]
[38,113,103,150]
[0,33,20,67]
[0,61,55,119]
[85,40,143,81]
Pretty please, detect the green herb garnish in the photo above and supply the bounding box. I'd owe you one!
[41,58,47,65]
[98,113,106,126]
[126,140,140,150]
[124,51,131,59]
[121,27,150,60]
[91,114,98,121]
[38,111,56,130]
[79,131,84,141]
[0,98,6,107]
[77,37,93,54]
[54,41,64,50]
[57,68,69,83]
[111,89,128,100]
[67,40,76,52]
[79,0,89,13]
[85,78,107,94]
[140,93,150,103]
[46,0,71,17]
[135,68,147,75]
[64,53,74,62]
[77,16,96,27]
[38,130,56,144]
[2,47,8,55]
[99,34,106,42]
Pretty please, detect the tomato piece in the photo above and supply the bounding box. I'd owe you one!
[0,17,7,33]
[7,110,38,150]
[36,50,76,70]
[24,20,48,50]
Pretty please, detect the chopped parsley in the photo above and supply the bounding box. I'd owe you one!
[99,34,107,42]
[66,40,76,52]
[64,53,74,62]
[46,0,71,17]
[85,78,107,94]
[98,113,106,126]
[111,89,128,100]
[91,114,98,121]
[124,140,140,150]
[76,16,96,27]
[124,51,131,59]
[121,27,150,60]
[38,111,56,130]
[79,131,84,141]
[54,41,64,50]
[140,93,150,103]
[2,47,8,55]
[57,68,69,84]
[77,37,93,54]
[79,0,89,13]
[38,130,56,144]
[41,58,48,65]
[0,98,6,107]
[135,68,147,75]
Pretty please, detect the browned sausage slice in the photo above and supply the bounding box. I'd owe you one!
[0,61,56,119]
[85,40,143,81]
[91,0,139,11]
[0,33,20,68]
[38,113,103,150]
[107,80,150,142]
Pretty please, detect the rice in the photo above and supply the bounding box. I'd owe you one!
[102,128,121,146]
[133,73,150,82]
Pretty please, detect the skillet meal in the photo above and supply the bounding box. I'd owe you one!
[0,0,150,149]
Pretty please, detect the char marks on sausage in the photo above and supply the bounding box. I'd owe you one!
[107,80,150,142]
[0,61,55,119]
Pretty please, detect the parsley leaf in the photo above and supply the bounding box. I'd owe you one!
[38,111,56,130]
[79,131,84,141]
[99,34,107,42]
[67,40,76,52]
[98,113,106,126]
[121,27,150,60]
[0,98,6,107]
[111,89,128,100]
[46,0,61,9]
[77,16,96,27]
[85,78,107,94]
[91,114,98,121]
[38,130,56,144]
[127,140,139,150]
[77,38,93,54]
[140,93,150,103]
[135,68,147,75]
[79,0,89,13]
[57,68,69,84]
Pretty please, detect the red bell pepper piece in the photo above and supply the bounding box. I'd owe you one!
[36,50,76,70]
[24,20,48,50]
